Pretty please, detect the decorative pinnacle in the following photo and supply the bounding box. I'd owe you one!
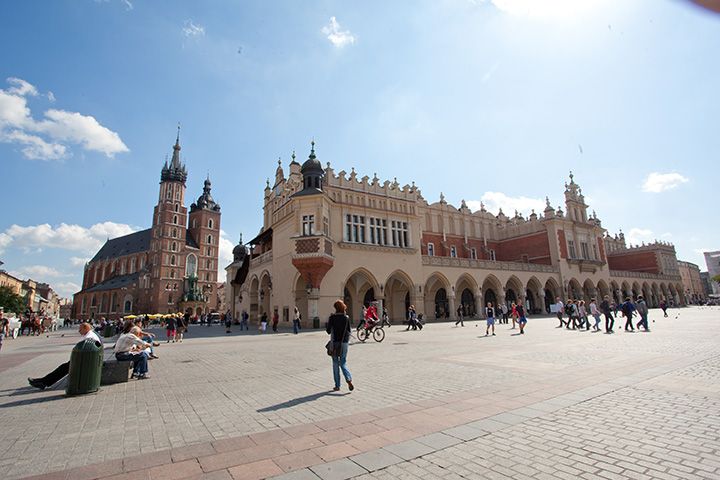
[239,233,243,244]
[291,150,296,162]
[278,157,282,166]
[176,123,180,144]
[310,139,315,156]
[569,170,574,183]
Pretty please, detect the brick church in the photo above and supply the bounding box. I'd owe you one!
[73,131,221,320]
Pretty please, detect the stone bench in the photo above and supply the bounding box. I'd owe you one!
[101,358,133,385]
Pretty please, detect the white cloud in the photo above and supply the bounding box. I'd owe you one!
[627,227,653,246]
[1,221,137,255]
[322,16,356,48]
[6,77,38,96]
[54,281,82,298]
[11,265,66,280]
[70,256,90,267]
[47,91,55,102]
[218,230,235,279]
[0,77,128,160]
[467,192,545,216]
[182,20,205,37]
[641,172,689,193]
[122,0,133,10]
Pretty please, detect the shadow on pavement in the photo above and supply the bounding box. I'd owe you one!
[256,390,346,412]
[0,393,66,408]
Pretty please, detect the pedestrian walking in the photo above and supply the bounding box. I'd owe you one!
[380,306,391,327]
[635,295,650,332]
[326,300,353,392]
[241,310,249,330]
[260,312,268,333]
[455,305,464,327]
[621,297,636,332]
[511,302,518,328]
[165,315,177,343]
[501,303,509,325]
[578,300,589,331]
[292,306,301,334]
[485,302,496,336]
[555,297,566,328]
[516,303,527,334]
[600,295,615,333]
[272,310,279,332]
[660,299,668,317]
[589,298,602,332]
[225,310,233,334]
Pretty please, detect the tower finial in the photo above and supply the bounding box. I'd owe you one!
[569,170,574,183]
[311,139,315,154]
[176,122,180,145]
[278,157,282,166]
[291,150,296,162]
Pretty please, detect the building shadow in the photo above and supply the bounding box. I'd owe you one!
[0,393,66,408]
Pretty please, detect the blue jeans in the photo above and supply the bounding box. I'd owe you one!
[332,342,351,388]
[637,313,649,331]
[116,351,148,375]
[293,319,300,334]
[142,335,154,355]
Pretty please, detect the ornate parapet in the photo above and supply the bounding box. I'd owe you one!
[421,255,558,273]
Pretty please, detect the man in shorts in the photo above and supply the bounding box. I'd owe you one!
[516,302,527,334]
[485,302,496,336]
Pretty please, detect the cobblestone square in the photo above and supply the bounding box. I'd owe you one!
[1,307,718,480]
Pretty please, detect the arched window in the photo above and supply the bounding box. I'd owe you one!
[120,261,126,275]
[427,243,435,257]
[173,215,178,224]
[110,292,117,312]
[174,203,179,212]
[170,270,175,279]
[124,297,132,313]
[192,219,197,228]
[208,218,213,229]
[172,228,177,238]
[171,241,177,252]
[170,255,176,266]
[207,234,213,244]
[186,254,197,277]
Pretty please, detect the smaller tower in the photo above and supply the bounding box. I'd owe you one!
[299,141,324,193]
[564,171,588,223]
[189,174,221,294]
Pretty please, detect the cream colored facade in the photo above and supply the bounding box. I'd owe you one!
[226,146,687,326]
[677,260,705,304]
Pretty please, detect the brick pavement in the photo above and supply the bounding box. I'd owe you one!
[0,306,718,480]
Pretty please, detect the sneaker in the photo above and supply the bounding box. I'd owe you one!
[152,341,160,347]
[136,374,150,380]
[28,378,46,390]
[347,380,354,391]
[332,386,340,391]
[150,353,159,359]
[492,333,496,336]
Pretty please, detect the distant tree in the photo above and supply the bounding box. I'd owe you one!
[713,274,720,285]
[0,286,26,315]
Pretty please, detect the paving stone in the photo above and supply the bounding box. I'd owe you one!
[349,449,404,472]
[309,458,368,480]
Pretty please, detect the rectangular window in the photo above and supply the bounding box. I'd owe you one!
[345,214,366,243]
[489,249,496,261]
[471,248,477,260]
[302,214,315,236]
[592,244,598,260]
[450,246,457,258]
[390,220,409,248]
[428,243,435,256]
[581,242,590,259]
[568,240,577,259]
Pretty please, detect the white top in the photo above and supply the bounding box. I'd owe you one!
[84,330,102,343]
[114,333,146,354]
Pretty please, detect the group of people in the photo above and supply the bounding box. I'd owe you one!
[554,295,651,334]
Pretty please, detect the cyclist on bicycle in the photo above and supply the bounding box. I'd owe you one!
[363,302,379,331]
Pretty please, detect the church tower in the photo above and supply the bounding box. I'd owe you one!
[188,173,221,296]
[151,128,188,311]
[564,171,589,223]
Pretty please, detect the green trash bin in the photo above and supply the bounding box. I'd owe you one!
[313,316,320,329]
[66,338,103,396]
[103,324,114,338]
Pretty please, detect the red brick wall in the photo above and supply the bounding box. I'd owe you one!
[496,232,551,265]
[607,251,659,273]
[558,230,568,259]
[421,233,496,260]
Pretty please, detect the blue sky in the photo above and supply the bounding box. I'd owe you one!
[1,0,718,298]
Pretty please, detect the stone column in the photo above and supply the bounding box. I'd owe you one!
[308,288,319,327]
[475,289,483,318]
[448,294,456,321]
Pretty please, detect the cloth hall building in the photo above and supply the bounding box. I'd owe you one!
[226,143,686,326]
[73,133,222,320]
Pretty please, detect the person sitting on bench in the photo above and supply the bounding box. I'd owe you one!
[28,322,101,390]
[114,326,152,379]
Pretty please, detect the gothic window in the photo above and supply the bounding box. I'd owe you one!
[450,246,457,258]
[171,241,177,252]
[170,255,176,266]
[192,219,197,228]
[124,298,132,313]
[208,218,213,229]
[168,294,173,304]
[170,270,175,279]
[166,189,172,200]
[186,254,197,277]
[91,295,96,307]
[120,261,126,275]
[174,203,179,212]
[302,214,315,236]
[173,215,178,224]
[130,258,136,273]
[489,249,496,261]
[427,243,435,256]
[471,248,477,260]
[172,228,177,238]
[206,259,212,269]
[207,234,213,244]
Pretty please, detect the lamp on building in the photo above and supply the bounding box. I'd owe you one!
[305,283,313,295]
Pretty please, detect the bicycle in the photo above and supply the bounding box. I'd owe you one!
[357,322,385,343]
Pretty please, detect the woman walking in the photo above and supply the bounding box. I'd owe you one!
[510,302,518,329]
[589,298,602,332]
[326,300,353,392]
[485,302,496,336]
[292,306,301,334]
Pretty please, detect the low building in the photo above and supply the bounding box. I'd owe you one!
[677,261,705,304]
[703,251,720,296]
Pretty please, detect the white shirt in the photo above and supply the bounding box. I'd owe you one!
[84,330,102,343]
[114,333,146,354]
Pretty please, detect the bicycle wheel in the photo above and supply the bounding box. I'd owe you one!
[373,327,385,342]
[357,328,368,342]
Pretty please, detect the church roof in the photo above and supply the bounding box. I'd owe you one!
[185,230,199,249]
[84,271,142,293]
[90,229,152,262]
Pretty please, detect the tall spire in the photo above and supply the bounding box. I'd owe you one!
[161,126,188,184]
